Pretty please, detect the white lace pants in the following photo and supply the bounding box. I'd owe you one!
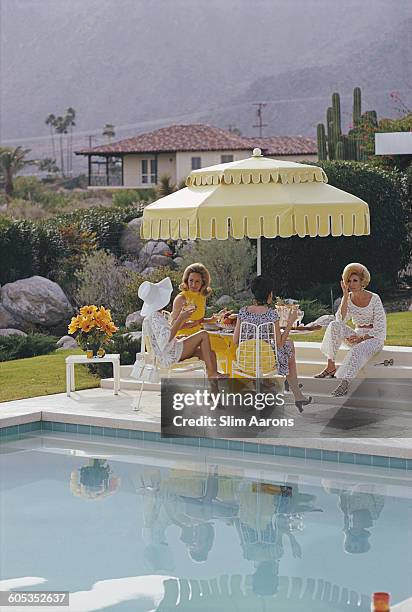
[320,320,383,380]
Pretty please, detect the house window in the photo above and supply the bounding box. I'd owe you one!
[191,156,202,170]
[141,159,157,184]
[221,154,234,163]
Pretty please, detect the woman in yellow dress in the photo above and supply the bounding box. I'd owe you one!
[171,263,233,372]
[170,263,219,336]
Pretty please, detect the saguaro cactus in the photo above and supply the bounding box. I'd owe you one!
[317,124,327,160]
[353,87,362,127]
[317,87,378,161]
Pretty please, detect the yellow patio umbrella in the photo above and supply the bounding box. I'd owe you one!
[141,148,370,274]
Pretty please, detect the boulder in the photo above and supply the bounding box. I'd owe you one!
[125,310,144,329]
[215,295,233,306]
[0,328,27,337]
[150,254,176,269]
[120,217,144,255]
[123,260,140,273]
[0,304,22,330]
[138,241,171,270]
[234,289,252,301]
[173,256,184,268]
[140,267,158,278]
[0,276,74,327]
[56,335,77,348]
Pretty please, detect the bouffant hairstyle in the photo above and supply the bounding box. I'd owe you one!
[342,263,371,288]
[179,263,212,297]
[250,275,274,305]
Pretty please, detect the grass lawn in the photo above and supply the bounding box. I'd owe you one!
[297,311,412,346]
[0,349,100,403]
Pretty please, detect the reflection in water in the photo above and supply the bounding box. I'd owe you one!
[70,458,121,500]
[135,465,386,609]
[322,479,385,554]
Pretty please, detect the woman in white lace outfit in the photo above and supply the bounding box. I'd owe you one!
[138,277,226,378]
[316,263,386,396]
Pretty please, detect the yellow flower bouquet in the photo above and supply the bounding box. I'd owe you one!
[68,305,118,357]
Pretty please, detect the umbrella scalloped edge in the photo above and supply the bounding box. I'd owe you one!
[141,210,370,241]
[186,167,328,187]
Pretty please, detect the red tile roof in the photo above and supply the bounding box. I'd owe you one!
[75,124,317,156]
[246,136,317,155]
[76,124,252,155]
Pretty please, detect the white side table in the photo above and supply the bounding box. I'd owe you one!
[65,354,120,396]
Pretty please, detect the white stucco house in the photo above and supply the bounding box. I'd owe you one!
[75,124,317,189]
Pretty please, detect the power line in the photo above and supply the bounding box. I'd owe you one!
[253,102,268,137]
[1,86,408,145]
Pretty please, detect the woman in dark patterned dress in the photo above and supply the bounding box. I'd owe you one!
[233,276,312,412]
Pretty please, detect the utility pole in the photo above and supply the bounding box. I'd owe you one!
[87,135,97,148]
[253,103,268,137]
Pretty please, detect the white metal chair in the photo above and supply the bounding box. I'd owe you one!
[132,319,206,411]
[232,321,280,380]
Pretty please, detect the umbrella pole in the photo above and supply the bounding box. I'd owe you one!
[257,237,261,276]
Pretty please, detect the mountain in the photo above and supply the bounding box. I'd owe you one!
[207,17,412,136]
[0,0,410,166]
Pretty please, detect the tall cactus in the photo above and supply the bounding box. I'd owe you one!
[326,106,335,160]
[353,87,362,127]
[332,92,342,139]
[317,123,327,160]
[335,141,345,160]
[320,87,378,161]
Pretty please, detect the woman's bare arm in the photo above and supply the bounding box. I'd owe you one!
[170,294,186,325]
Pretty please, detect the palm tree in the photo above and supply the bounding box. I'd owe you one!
[155,174,176,198]
[0,146,32,199]
[38,157,59,175]
[45,108,77,176]
[53,115,68,176]
[45,113,56,160]
[102,123,115,143]
[65,107,76,174]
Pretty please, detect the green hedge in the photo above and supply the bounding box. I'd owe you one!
[0,333,58,362]
[261,162,411,298]
[0,205,142,285]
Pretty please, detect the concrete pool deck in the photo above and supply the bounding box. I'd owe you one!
[1,387,412,460]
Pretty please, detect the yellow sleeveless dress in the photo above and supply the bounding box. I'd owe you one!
[176,290,206,336]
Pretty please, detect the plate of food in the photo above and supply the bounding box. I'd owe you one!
[216,311,238,331]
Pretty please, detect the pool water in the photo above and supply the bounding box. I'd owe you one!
[0,432,411,611]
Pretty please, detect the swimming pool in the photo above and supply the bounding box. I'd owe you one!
[0,431,411,611]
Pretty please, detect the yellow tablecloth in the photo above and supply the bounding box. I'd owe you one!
[208,331,237,375]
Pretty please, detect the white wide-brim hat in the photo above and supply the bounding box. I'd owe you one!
[138,277,173,317]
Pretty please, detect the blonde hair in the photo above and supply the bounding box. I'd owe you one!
[179,263,212,297]
[342,262,371,288]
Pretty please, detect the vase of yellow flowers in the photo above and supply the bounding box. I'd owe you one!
[68,305,118,358]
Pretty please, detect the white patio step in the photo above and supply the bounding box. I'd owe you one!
[294,342,412,367]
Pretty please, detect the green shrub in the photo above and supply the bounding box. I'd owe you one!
[0,333,58,362]
[74,250,136,322]
[13,177,47,202]
[261,162,410,297]
[297,299,330,323]
[112,190,141,207]
[0,205,142,285]
[0,216,40,284]
[178,238,256,297]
